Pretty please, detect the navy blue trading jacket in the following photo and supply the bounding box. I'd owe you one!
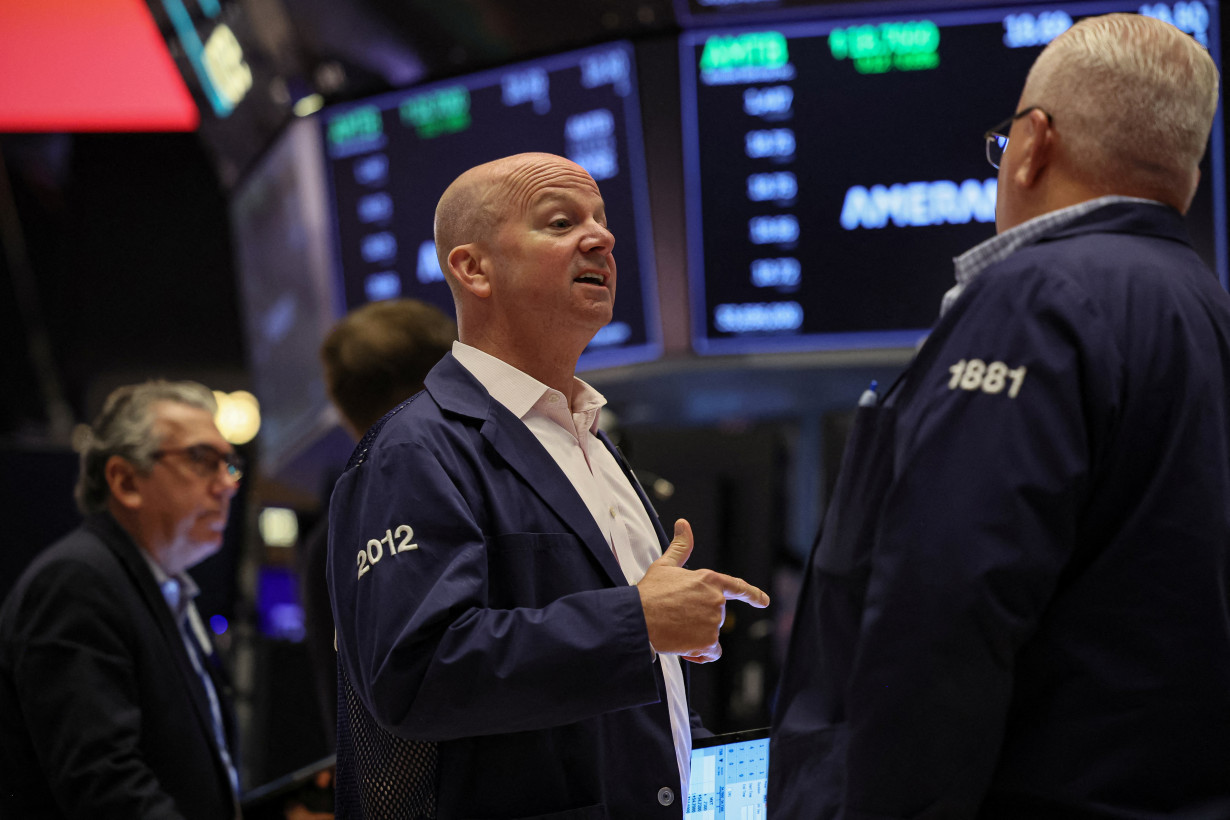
[770,202,1230,819]
[328,353,687,819]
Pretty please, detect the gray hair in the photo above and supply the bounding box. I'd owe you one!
[74,380,217,515]
[1022,13,1219,200]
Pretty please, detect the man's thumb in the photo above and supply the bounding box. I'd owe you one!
[657,519,694,567]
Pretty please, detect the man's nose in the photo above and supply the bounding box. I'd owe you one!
[213,469,241,498]
[581,220,615,254]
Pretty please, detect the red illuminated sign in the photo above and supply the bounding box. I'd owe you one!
[0,0,199,132]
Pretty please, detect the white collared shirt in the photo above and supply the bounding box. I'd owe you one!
[452,341,692,794]
[140,551,241,812]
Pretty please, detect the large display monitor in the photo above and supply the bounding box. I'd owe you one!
[320,40,662,370]
[231,117,342,482]
[680,1,1225,355]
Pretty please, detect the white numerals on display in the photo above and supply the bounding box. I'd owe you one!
[947,359,1027,398]
[357,524,419,579]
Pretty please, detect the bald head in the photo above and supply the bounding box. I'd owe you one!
[429,152,615,369]
[1021,13,1218,209]
[433,153,597,290]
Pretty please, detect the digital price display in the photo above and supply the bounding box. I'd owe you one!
[680,1,1225,355]
[144,0,292,185]
[154,0,253,118]
[321,42,662,370]
[686,736,769,819]
[231,118,340,478]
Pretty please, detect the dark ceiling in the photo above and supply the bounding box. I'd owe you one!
[285,0,680,86]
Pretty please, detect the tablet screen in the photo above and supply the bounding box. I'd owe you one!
[686,728,770,819]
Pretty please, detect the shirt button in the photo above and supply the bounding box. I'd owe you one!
[609,505,617,518]
[657,787,674,806]
[547,394,560,404]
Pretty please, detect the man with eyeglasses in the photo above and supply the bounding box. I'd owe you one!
[0,380,244,819]
[771,13,1230,819]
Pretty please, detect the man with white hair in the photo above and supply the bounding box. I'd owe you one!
[0,380,244,818]
[770,14,1230,818]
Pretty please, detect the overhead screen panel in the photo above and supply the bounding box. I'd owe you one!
[680,1,1225,355]
[231,117,341,481]
[321,41,662,371]
[143,0,294,186]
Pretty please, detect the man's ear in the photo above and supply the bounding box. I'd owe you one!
[105,455,143,511]
[1178,166,1201,214]
[1012,108,1054,189]
[446,244,492,299]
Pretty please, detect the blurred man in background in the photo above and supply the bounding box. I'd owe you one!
[319,299,461,441]
[300,297,457,744]
[0,380,243,819]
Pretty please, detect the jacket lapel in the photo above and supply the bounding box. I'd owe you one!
[426,355,627,587]
[88,515,236,787]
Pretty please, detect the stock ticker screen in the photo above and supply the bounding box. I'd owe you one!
[686,734,769,819]
[320,41,662,370]
[680,1,1225,355]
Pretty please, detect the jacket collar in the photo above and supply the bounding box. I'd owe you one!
[426,353,629,587]
[1036,200,1190,247]
[83,513,237,781]
[84,513,176,626]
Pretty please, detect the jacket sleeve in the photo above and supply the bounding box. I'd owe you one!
[838,266,1122,818]
[328,437,663,741]
[4,559,187,820]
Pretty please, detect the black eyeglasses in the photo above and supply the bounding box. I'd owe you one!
[984,106,1053,169]
[153,444,244,482]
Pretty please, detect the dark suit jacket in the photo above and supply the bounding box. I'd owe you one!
[771,203,1230,818]
[329,354,688,818]
[0,513,239,819]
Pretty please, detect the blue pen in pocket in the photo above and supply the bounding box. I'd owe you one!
[858,380,879,407]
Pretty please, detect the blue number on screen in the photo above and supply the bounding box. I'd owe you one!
[747,171,797,202]
[1003,11,1072,48]
[749,215,799,245]
[1140,2,1209,44]
[714,302,804,333]
[751,257,801,287]
[353,154,388,187]
[580,49,631,93]
[357,192,393,224]
[566,109,615,140]
[416,241,444,284]
[745,129,796,159]
[364,272,401,302]
[743,85,794,118]
[501,68,549,109]
[360,232,397,264]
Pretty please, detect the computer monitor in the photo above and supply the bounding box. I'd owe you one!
[680,1,1225,355]
[230,117,343,483]
[320,40,663,370]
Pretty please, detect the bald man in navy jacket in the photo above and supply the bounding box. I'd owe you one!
[329,153,769,819]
